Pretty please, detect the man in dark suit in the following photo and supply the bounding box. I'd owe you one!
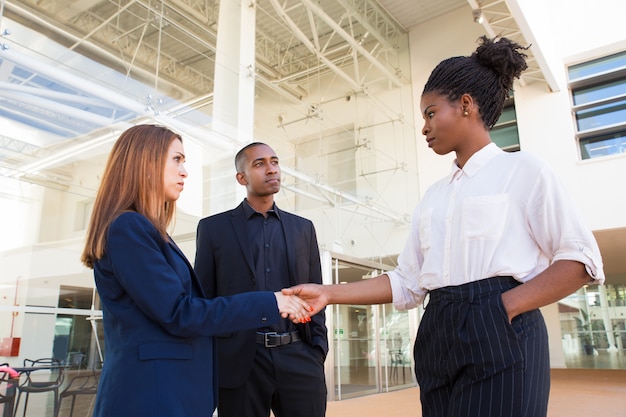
[194,142,328,417]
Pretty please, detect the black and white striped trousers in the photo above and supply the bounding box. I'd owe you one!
[414,276,550,417]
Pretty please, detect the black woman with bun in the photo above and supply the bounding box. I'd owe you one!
[285,36,604,417]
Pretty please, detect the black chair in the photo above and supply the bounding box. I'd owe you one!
[58,371,100,417]
[389,350,406,384]
[1,363,19,417]
[65,353,85,371]
[14,358,65,417]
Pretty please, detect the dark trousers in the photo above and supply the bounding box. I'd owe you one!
[414,277,550,417]
[218,341,327,417]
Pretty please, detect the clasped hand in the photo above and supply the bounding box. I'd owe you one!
[274,283,328,323]
[281,283,327,316]
[274,292,313,323]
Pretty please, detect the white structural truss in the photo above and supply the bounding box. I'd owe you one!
[0,0,556,223]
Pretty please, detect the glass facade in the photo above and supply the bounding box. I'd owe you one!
[491,99,520,152]
[569,50,626,160]
[0,2,623,415]
[322,253,417,401]
[560,284,626,369]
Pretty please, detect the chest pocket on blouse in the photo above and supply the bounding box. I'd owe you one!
[418,208,434,250]
[461,194,508,240]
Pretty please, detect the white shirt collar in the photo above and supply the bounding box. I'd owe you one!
[448,142,503,182]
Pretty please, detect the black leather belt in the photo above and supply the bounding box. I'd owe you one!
[256,331,302,347]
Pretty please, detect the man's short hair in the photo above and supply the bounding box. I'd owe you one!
[234,142,267,172]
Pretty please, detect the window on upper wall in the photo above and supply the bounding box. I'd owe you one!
[568,50,626,160]
[491,97,520,152]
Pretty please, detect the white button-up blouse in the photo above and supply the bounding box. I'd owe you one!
[388,143,605,310]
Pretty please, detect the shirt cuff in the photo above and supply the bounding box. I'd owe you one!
[387,270,426,311]
[553,247,605,284]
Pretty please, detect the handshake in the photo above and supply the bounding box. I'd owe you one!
[273,283,326,324]
[273,274,389,323]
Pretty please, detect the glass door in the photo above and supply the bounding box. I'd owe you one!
[333,301,379,399]
[322,252,418,401]
[380,304,412,388]
[331,262,380,400]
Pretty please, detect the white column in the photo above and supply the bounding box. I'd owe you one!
[598,285,618,352]
[213,0,257,144]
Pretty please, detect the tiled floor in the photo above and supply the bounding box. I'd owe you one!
[326,369,626,417]
[3,369,625,416]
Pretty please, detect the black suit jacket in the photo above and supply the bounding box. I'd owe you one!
[194,201,328,388]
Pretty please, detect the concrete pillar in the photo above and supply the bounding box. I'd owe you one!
[213,0,256,144]
[598,285,618,352]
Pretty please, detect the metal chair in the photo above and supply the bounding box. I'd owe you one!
[58,370,100,417]
[65,353,85,371]
[14,358,65,417]
[1,363,19,417]
[389,349,406,384]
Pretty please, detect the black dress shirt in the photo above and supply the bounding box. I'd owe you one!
[243,200,293,333]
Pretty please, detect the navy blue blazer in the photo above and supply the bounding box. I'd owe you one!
[92,212,281,417]
[194,202,328,388]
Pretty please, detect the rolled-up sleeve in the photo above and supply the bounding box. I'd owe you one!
[387,206,428,310]
[553,243,604,283]
[529,165,605,284]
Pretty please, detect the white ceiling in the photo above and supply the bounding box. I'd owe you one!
[377,0,466,29]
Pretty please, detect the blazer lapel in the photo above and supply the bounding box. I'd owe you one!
[230,203,256,277]
[168,238,191,269]
[278,208,297,287]
[168,238,207,298]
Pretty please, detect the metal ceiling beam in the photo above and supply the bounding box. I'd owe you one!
[0,47,230,177]
[14,129,122,178]
[3,1,181,94]
[257,0,402,91]
[2,47,402,222]
[1,89,116,127]
[336,0,404,51]
[267,0,362,91]
[503,0,559,92]
[67,1,214,93]
[1,0,409,223]
[282,165,407,223]
[256,32,351,83]
[0,135,39,156]
[467,0,559,91]
[65,0,138,51]
[301,0,401,88]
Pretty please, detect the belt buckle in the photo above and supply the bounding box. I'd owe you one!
[264,332,278,348]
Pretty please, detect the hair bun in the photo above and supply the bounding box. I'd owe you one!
[472,36,529,91]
